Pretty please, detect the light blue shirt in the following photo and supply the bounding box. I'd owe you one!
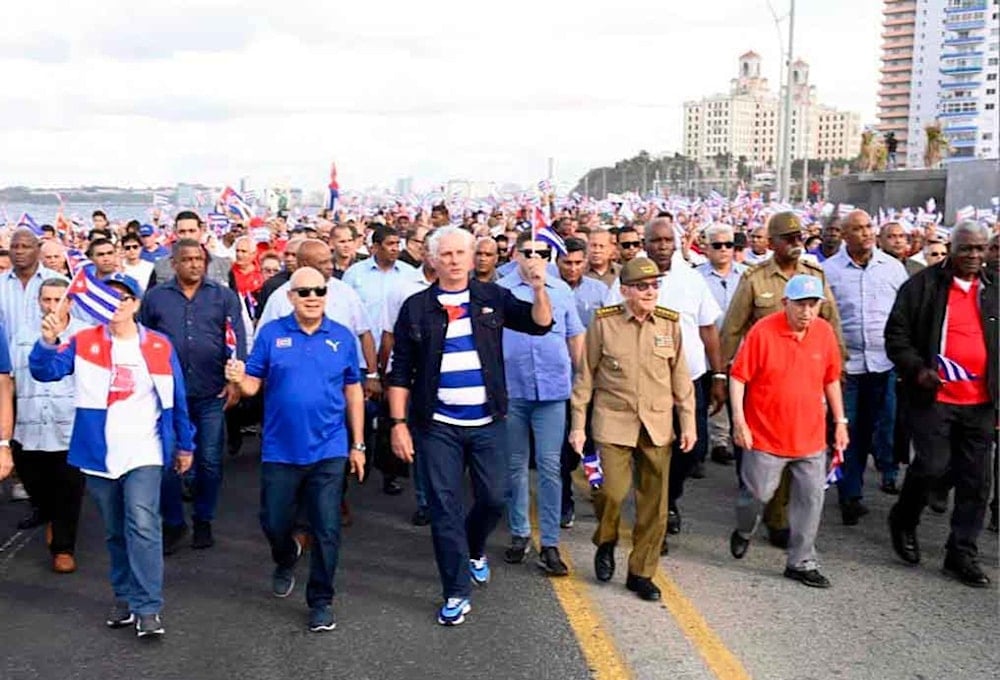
[497,259,560,280]
[498,271,584,401]
[565,276,609,328]
[822,248,908,374]
[695,262,747,327]
[341,257,415,351]
[0,266,65,347]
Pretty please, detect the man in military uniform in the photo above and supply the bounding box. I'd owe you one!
[569,257,696,602]
[720,212,844,547]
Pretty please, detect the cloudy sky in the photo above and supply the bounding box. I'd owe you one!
[1,0,881,192]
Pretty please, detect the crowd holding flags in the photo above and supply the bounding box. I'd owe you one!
[65,267,123,324]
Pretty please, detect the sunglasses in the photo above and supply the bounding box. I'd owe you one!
[619,241,642,249]
[626,280,661,292]
[118,295,136,303]
[520,249,551,260]
[123,244,140,250]
[292,286,328,298]
[710,241,734,250]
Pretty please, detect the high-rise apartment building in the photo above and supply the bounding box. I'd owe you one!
[682,52,861,171]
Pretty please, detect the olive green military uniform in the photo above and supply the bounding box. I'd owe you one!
[571,300,696,579]
[584,262,622,288]
[721,222,845,534]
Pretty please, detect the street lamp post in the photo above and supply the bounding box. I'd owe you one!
[779,0,796,202]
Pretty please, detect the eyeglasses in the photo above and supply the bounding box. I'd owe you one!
[292,286,328,298]
[520,249,551,260]
[626,280,661,292]
[262,267,281,275]
[123,244,140,250]
[409,239,424,245]
[710,241,735,250]
[619,241,642,249]
[118,295,136,303]
[926,251,947,259]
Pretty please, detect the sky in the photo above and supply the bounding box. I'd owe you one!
[0,0,882,193]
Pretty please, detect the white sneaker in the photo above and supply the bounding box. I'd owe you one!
[10,483,29,502]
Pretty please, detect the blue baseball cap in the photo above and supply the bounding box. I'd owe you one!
[139,224,156,237]
[103,273,143,298]
[784,275,825,301]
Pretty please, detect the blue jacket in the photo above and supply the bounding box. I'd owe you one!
[388,280,552,427]
[29,324,196,474]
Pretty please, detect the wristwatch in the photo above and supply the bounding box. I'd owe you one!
[0,439,10,448]
[352,442,367,452]
[389,417,408,426]
[365,372,380,380]
[834,417,849,425]
[711,373,728,381]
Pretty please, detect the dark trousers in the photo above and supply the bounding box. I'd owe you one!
[418,420,505,600]
[894,402,994,560]
[840,371,893,503]
[11,446,84,554]
[162,396,225,527]
[668,376,709,510]
[260,457,347,609]
[560,402,592,517]
[369,399,408,481]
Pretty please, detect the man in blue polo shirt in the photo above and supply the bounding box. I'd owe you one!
[225,266,366,633]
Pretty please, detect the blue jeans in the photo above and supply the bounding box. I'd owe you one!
[840,371,893,502]
[874,370,899,484]
[669,376,709,508]
[87,466,164,615]
[418,420,505,600]
[412,427,429,511]
[505,399,565,547]
[162,396,223,526]
[259,457,347,609]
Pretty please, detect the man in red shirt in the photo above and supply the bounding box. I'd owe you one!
[885,221,997,587]
[727,275,848,588]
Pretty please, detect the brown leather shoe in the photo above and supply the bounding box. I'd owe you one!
[52,553,76,574]
[45,523,53,548]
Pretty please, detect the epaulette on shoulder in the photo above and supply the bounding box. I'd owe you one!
[801,259,823,272]
[595,304,624,318]
[742,263,763,277]
[653,306,679,321]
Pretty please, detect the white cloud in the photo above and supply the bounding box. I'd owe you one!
[0,0,882,192]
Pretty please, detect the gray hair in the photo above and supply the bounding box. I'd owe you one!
[39,277,69,295]
[950,220,989,254]
[427,226,475,262]
[704,223,735,242]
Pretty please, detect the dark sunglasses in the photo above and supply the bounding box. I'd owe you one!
[520,249,551,260]
[626,280,661,292]
[619,241,642,249]
[710,241,735,250]
[292,286,328,298]
[123,244,141,250]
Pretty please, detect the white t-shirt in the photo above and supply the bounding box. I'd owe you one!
[122,260,154,287]
[85,336,163,479]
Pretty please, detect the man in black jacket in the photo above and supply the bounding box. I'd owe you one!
[387,226,552,626]
[884,221,997,587]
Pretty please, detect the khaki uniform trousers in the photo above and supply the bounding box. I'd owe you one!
[591,426,671,578]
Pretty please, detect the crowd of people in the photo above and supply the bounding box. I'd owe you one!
[0,196,996,638]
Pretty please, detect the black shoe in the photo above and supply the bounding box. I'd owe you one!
[783,567,831,588]
[382,478,403,496]
[768,527,790,549]
[879,480,900,495]
[504,535,531,564]
[17,507,45,530]
[560,507,575,529]
[888,506,920,565]
[690,461,706,479]
[989,509,998,534]
[710,446,734,465]
[667,509,681,535]
[660,537,669,556]
[162,523,188,556]
[928,489,949,514]
[411,508,431,526]
[191,520,214,549]
[840,498,869,526]
[625,574,662,601]
[594,542,615,582]
[942,554,991,588]
[730,530,750,559]
[537,546,569,577]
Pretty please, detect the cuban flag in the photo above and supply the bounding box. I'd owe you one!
[208,212,230,231]
[67,267,122,324]
[955,205,976,223]
[65,248,89,275]
[225,317,238,358]
[17,212,44,236]
[937,354,977,381]
[582,451,604,489]
[327,162,339,211]
[153,192,171,207]
[219,186,251,221]
[531,206,567,257]
[824,448,844,490]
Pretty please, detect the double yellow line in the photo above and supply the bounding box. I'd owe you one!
[527,479,752,679]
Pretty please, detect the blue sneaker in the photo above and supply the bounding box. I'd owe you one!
[308,606,337,633]
[469,556,490,585]
[437,597,471,626]
[272,566,296,598]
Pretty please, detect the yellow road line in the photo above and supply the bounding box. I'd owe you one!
[529,497,632,679]
[569,474,752,680]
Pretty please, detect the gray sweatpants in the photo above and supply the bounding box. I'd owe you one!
[735,449,826,571]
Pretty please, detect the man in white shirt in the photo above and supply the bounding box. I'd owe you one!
[120,234,154,291]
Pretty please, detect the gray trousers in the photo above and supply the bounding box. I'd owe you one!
[735,449,825,570]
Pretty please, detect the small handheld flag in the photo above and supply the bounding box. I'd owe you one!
[67,267,122,324]
[531,206,568,257]
[225,317,238,358]
[937,354,977,382]
[824,448,844,490]
[582,451,604,490]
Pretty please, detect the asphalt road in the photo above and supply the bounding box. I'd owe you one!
[1,442,997,680]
